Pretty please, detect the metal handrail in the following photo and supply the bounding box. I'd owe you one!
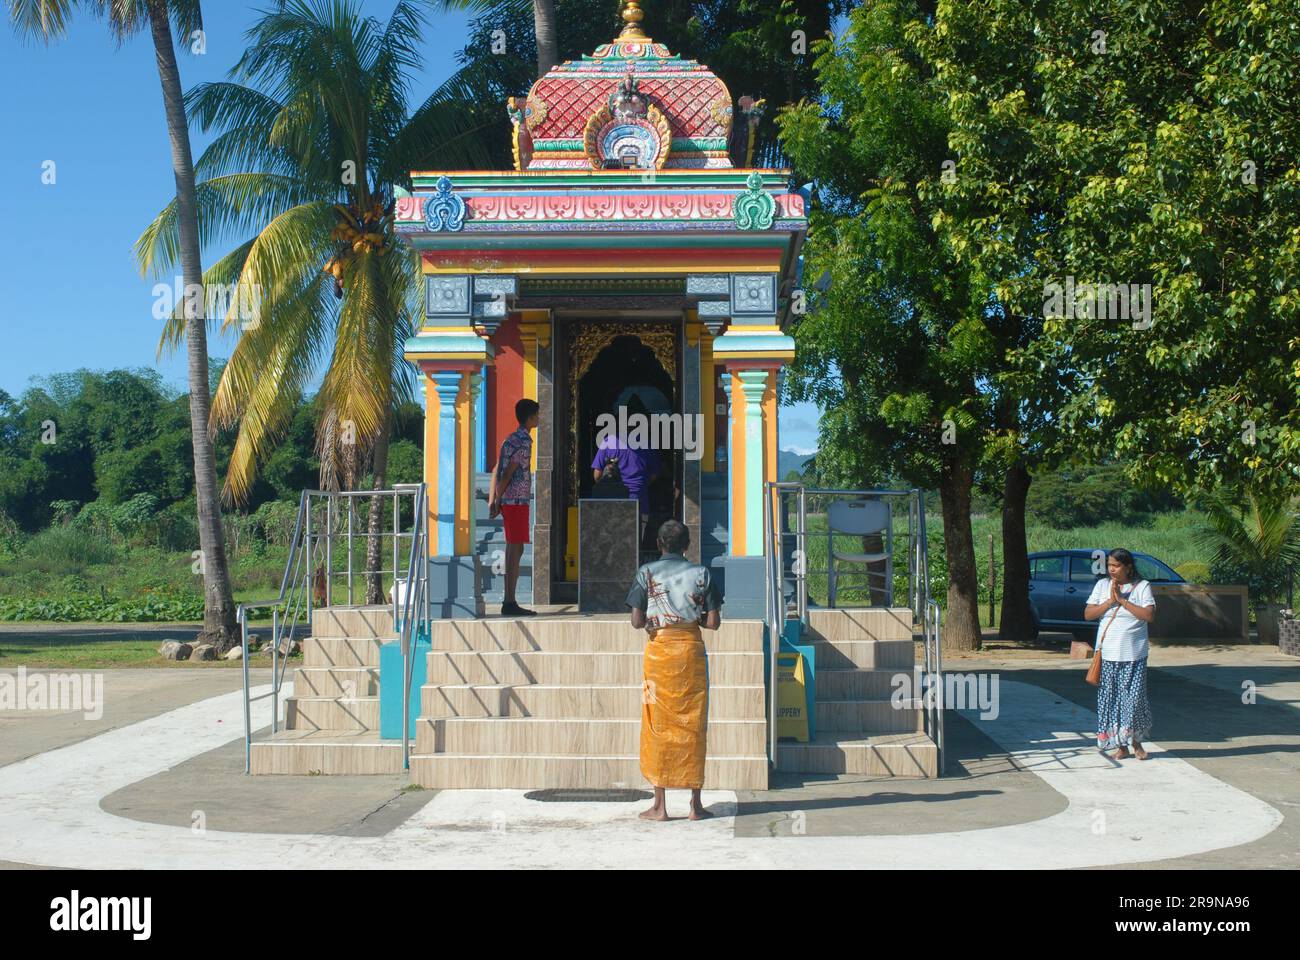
[238,484,429,774]
[398,483,430,769]
[762,482,946,775]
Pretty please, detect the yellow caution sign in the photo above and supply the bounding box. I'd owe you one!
[776,651,810,742]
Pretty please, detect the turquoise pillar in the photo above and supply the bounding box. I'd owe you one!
[431,371,461,555]
[475,363,487,471]
[737,369,768,557]
[722,374,733,551]
[467,370,482,557]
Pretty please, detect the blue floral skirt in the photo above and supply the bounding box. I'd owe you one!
[1096,657,1152,750]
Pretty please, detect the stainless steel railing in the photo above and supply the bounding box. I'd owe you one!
[237,483,429,773]
[762,483,945,774]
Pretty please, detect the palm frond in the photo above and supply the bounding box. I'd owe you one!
[136,173,322,279]
[1194,491,1300,574]
[215,271,334,503]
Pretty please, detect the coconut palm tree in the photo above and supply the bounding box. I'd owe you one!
[1195,490,1300,641]
[138,0,494,603]
[531,0,556,75]
[10,0,240,649]
[446,0,558,76]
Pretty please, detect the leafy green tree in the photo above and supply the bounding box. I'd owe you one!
[1195,491,1300,616]
[777,0,995,649]
[927,0,1300,500]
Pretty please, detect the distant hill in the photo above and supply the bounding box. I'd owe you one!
[778,449,815,478]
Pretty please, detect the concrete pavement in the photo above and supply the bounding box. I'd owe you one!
[0,646,1294,868]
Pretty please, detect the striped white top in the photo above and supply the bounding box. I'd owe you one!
[1088,579,1156,661]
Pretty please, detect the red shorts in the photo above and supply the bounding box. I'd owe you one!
[500,503,530,544]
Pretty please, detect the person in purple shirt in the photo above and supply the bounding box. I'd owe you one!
[591,435,661,535]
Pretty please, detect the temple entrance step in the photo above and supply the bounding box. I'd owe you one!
[420,682,764,719]
[409,753,769,790]
[414,717,766,755]
[779,608,938,778]
[249,729,405,775]
[777,732,937,778]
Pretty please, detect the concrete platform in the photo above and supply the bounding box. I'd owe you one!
[1,644,1295,868]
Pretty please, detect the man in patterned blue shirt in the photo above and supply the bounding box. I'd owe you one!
[488,398,539,617]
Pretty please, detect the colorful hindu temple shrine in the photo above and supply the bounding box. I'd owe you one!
[247,2,939,790]
[396,0,806,619]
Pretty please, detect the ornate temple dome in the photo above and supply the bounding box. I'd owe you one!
[507,0,735,171]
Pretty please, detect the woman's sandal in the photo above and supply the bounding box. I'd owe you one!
[1134,745,1149,761]
[1110,747,1131,760]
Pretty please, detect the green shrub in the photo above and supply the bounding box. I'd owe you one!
[24,524,118,572]
[1175,561,1211,583]
[0,587,204,622]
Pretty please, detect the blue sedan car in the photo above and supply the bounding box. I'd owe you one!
[1027,549,1184,640]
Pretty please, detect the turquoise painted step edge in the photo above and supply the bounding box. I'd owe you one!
[379,632,431,741]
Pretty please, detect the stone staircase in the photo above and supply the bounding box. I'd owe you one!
[409,617,769,789]
[249,605,937,783]
[249,606,404,775]
[777,608,937,777]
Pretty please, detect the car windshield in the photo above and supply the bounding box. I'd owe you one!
[1134,554,1180,582]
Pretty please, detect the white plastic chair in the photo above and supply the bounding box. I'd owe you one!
[827,499,893,607]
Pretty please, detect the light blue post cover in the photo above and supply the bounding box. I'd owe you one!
[380,630,430,740]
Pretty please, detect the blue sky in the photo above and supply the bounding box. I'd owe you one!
[0,1,818,455]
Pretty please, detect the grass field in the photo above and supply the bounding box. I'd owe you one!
[0,504,1214,628]
[0,637,250,669]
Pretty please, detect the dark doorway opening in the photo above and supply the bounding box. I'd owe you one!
[555,320,683,593]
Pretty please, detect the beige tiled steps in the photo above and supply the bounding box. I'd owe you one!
[250,729,404,775]
[778,732,938,777]
[421,682,764,720]
[413,618,771,789]
[415,717,767,755]
[292,666,379,697]
[805,607,913,642]
[427,619,762,653]
[425,649,764,685]
[815,667,906,700]
[779,608,939,778]
[815,698,925,735]
[301,636,386,668]
[410,753,769,790]
[285,696,380,732]
[312,605,395,638]
[808,638,914,669]
[250,605,397,775]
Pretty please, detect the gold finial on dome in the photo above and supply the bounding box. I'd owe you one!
[617,0,651,41]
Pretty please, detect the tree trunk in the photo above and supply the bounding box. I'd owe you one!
[148,3,239,652]
[365,420,391,605]
[998,462,1038,641]
[533,0,558,77]
[937,457,981,651]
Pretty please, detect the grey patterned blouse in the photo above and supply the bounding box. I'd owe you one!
[625,553,722,630]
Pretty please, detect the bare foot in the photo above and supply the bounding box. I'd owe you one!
[1134,744,1149,760]
[1110,747,1130,760]
[639,806,669,821]
[688,804,714,821]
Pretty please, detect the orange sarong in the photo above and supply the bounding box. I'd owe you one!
[640,622,709,790]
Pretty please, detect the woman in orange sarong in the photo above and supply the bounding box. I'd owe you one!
[626,519,722,822]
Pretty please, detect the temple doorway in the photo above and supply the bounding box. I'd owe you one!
[554,318,682,590]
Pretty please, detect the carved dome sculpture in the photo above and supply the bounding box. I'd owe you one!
[508,0,734,171]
